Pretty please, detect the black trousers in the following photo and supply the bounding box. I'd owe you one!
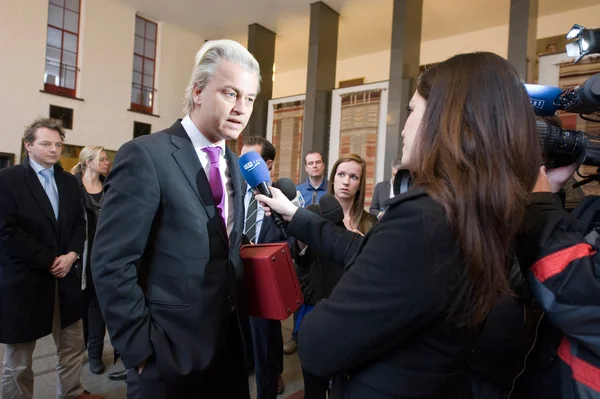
[128,312,250,399]
[249,317,283,399]
[303,368,330,399]
[82,283,106,360]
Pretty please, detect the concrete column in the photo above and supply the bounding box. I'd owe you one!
[246,23,276,137]
[507,0,539,82]
[300,1,339,180]
[384,0,423,179]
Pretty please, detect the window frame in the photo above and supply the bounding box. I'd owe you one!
[130,15,158,115]
[44,0,81,98]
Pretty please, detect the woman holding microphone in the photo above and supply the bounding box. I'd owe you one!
[256,52,541,398]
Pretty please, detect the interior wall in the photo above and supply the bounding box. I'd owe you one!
[0,0,205,161]
[272,4,600,98]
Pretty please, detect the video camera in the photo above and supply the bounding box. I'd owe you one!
[524,25,600,170]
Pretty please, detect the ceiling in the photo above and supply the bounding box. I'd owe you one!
[115,0,599,72]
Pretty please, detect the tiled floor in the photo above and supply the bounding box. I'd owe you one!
[0,317,304,399]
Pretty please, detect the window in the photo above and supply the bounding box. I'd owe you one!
[133,121,151,138]
[49,105,74,129]
[131,16,157,114]
[44,0,81,97]
[0,153,15,169]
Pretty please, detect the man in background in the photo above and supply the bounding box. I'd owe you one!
[241,135,287,398]
[370,158,402,218]
[296,152,327,207]
[0,117,101,399]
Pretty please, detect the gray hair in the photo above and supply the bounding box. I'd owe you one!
[183,39,261,114]
[391,158,403,169]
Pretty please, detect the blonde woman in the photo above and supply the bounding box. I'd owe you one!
[71,146,110,374]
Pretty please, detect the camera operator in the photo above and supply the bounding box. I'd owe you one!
[256,52,541,398]
[515,159,600,399]
[465,115,568,399]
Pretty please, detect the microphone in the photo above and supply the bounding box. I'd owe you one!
[238,151,286,231]
[525,74,600,116]
[306,204,321,215]
[291,191,305,208]
[561,74,600,115]
[318,194,344,226]
[273,178,297,201]
[273,178,307,208]
[524,84,564,116]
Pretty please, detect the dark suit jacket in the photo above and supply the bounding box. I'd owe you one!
[0,159,85,343]
[257,215,292,246]
[288,189,475,398]
[91,121,246,385]
[369,179,391,217]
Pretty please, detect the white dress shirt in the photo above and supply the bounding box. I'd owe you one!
[180,115,235,237]
[389,177,394,200]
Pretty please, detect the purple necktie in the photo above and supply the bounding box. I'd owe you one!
[202,146,226,230]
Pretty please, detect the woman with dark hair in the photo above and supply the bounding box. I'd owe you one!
[256,52,541,398]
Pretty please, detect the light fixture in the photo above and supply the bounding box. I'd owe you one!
[565,24,600,63]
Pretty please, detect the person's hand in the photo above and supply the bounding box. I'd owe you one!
[532,166,552,193]
[255,186,298,222]
[50,252,78,278]
[545,162,578,193]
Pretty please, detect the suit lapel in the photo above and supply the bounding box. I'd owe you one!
[169,121,229,245]
[384,180,391,200]
[54,166,68,231]
[24,162,58,229]
[169,122,213,218]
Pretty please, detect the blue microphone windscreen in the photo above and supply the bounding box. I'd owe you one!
[524,84,563,116]
[239,151,270,188]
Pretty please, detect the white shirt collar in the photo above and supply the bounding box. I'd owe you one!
[181,114,226,156]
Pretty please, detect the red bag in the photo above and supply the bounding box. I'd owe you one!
[241,243,303,320]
